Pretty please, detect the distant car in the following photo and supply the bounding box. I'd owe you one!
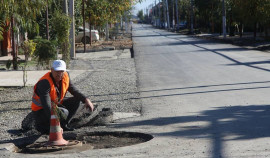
[75,27,99,44]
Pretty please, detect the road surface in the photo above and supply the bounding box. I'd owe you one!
[128,24,270,158]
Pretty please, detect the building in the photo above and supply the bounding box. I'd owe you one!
[0,21,12,56]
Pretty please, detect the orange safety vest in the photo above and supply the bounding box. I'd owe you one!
[31,72,69,111]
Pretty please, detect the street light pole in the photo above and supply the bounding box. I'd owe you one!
[159,0,161,28]
[172,0,175,29]
[222,0,226,38]
[82,0,86,52]
[69,0,75,58]
[154,0,158,27]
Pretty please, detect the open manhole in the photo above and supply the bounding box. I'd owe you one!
[16,131,153,154]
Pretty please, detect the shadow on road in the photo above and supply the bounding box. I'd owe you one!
[134,25,270,73]
[117,104,270,158]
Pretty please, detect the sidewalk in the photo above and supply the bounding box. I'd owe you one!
[0,49,131,87]
[193,32,270,52]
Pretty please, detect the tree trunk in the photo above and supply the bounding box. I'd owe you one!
[106,22,109,41]
[46,0,49,40]
[265,25,269,37]
[11,16,17,70]
[89,12,91,46]
[253,22,257,40]
[239,22,243,38]
[175,0,179,30]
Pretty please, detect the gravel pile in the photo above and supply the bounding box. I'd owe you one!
[0,54,141,146]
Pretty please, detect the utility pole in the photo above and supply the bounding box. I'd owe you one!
[125,12,128,33]
[69,0,75,58]
[175,0,179,30]
[82,0,86,52]
[155,0,156,27]
[89,12,92,45]
[165,0,170,30]
[63,0,68,15]
[222,0,226,38]
[147,7,149,24]
[172,0,175,29]
[159,0,161,28]
[163,0,167,28]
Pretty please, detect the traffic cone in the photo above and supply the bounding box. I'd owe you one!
[46,104,68,146]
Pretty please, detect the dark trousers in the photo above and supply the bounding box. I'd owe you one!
[33,97,82,134]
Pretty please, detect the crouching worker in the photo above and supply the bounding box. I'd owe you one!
[31,60,94,134]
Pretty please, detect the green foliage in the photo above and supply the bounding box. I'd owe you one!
[51,11,71,65]
[85,0,133,28]
[6,60,12,70]
[0,0,49,70]
[0,20,4,41]
[51,11,71,44]
[229,0,270,25]
[194,0,222,33]
[34,37,57,67]
[0,0,47,35]
[22,40,37,61]
[190,0,270,34]
[109,26,118,38]
[137,10,144,22]
[75,0,83,30]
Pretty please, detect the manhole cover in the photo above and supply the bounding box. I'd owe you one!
[16,131,153,154]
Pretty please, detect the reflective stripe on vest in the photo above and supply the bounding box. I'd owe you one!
[31,72,69,111]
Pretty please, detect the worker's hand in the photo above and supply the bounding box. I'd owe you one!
[85,98,94,112]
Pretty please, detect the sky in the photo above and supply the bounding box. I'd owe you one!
[133,0,155,15]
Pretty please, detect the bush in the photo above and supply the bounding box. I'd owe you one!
[6,59,12,70]
[22,40,36,61]
[34,37,57,68]
[109,26,118,39]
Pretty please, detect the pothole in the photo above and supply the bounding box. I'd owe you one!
[15,131,153,154]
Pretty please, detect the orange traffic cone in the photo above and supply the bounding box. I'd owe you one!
[46,104,69,146]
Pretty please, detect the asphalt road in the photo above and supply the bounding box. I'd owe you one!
[130,24,270,157]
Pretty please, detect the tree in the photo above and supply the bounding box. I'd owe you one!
[0,0,49,70]
[137,10,144,22]
[228,0,270,38]
[194,0,221,33]
[51,11,71,65]
[84,0,135,28]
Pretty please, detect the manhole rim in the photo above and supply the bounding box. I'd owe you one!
[12,130,154,154]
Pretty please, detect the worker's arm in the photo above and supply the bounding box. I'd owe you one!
[68,80,94,111]
[35,79,52,121]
